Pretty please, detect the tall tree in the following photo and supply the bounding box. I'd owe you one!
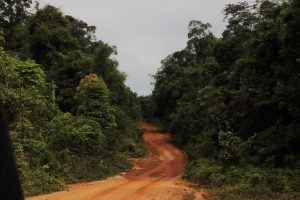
[0,0,32,51]
[75,74,116,130]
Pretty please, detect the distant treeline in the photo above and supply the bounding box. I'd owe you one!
[150,0,300,199]
[0,0,144,196]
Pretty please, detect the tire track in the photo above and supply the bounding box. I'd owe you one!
[27,123,202,200]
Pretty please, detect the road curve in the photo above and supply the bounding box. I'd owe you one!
[27,123,203,200]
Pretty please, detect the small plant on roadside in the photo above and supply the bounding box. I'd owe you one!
[182,191,196,200]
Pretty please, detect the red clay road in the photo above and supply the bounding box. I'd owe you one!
[27,123,203,200]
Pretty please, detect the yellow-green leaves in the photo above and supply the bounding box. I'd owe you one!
[75,74,116,130]
[75,73,109,104]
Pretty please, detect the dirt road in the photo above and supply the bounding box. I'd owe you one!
[27,123,203,200]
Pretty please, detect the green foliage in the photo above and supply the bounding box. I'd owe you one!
[56,153,131,183]
[185,158,300,199]
[75,74,116,129]
[0,0,32,28]
[187,20,217,61]
[218,131,241,164]
[0,0,32,52]
[0,51,140,196]
[0,29,4,46]
[45,113,105,155]
[181,191,196,200]
[151,1,300,199]
[2,1,144,120]
[75,74,109,105]
[0,8,144,195]
[184,158,222,185]
[0,48,57,123]
[21,169,64,196]
[138,95,155,122]
[108,107,144,157]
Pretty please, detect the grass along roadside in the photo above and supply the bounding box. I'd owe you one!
[183,158,300,200]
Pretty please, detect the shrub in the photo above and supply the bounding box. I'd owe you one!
[75,74,116,130]
[45,113,105,155]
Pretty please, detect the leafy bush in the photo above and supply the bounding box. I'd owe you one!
[184,158,300,200]
[22,169,64,196]
[1,1,146,196]
[45,113,105,155]
[52,153,131,183]
[1,48,144,196]
[184,158,222,185]
[218,131,241,164]
[75,74,116,130]
[151,1,300,199]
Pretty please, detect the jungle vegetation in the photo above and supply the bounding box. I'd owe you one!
[151,0,300,199]
[0,0,143,196]
[1,0,300,199]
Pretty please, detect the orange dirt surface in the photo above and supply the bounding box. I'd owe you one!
[26,123,204,200]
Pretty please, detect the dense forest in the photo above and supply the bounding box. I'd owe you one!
[1,0,300,199]
[0,0,143,196]
[150,0,300,199]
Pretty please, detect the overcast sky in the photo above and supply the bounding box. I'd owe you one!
[38,0,240,96]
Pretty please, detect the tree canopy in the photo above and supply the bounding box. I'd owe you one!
[0,2,144,196]
[151,0,300,199]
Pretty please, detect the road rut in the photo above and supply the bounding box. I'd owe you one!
[27,123,203,200]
